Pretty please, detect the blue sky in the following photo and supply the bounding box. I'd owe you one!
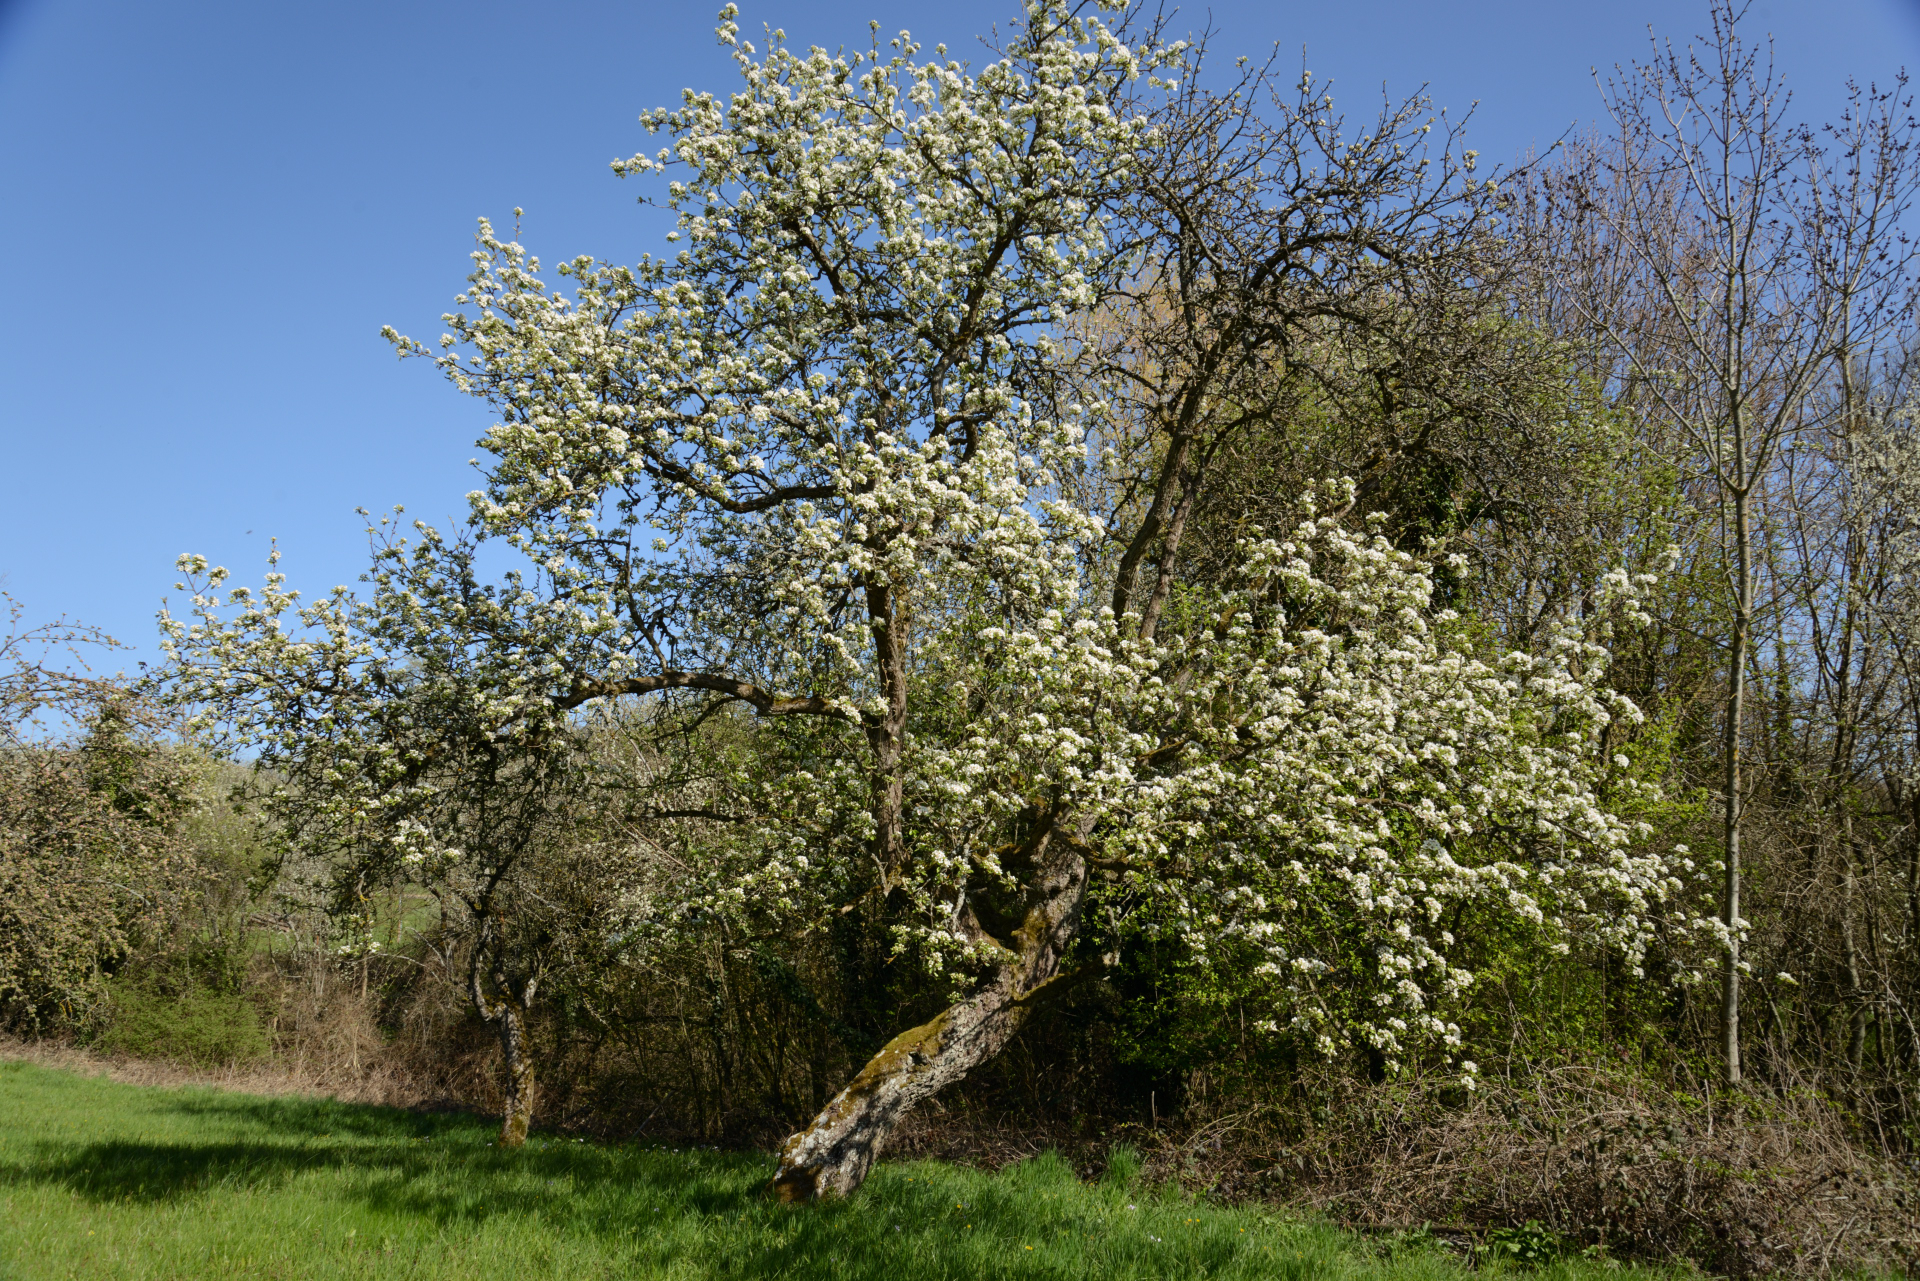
[3,0,1919,674]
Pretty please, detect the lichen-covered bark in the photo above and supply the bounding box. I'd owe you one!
[496,1001,536,1147]
[471,937,540,1148]
[771,833,1088,1200]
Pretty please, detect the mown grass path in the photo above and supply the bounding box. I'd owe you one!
[0,1062,1675,1280]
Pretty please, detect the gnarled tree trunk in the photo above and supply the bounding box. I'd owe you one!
[470,936,540,1148]
[770,836,1088,1200]
[495,1000,537,1147]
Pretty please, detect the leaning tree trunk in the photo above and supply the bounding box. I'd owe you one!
[770,837,1089,1200]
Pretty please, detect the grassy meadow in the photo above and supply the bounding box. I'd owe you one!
[0,1060,1686,1281]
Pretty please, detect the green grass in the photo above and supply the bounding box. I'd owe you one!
[0,1061,1683,1280]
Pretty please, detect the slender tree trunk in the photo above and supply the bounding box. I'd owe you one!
[1841,818,1871,1075]
[1833,350,1871,1087]
[1906,782,1920,960]
[497,1000,537,1147]
[1722,480,1751,1086]
[771,839,1088,1200]
[1113,423,1196,622]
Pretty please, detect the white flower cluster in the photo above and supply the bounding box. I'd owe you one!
[848,489,1694,1065]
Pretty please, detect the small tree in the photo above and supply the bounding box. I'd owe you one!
[1565,3,1851,1086]
[165,532,632,1145]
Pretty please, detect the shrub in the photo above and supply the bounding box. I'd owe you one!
[1,651,202,1031]
[96,980,268,1067]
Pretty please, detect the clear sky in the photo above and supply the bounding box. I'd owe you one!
[4,0,1919,674]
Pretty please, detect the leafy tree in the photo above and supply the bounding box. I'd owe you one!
[166,1,1697,1196]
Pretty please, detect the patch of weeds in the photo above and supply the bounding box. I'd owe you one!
[1101,1142,1142,1191]
[1377,1223,1458,1261]
[1483,1220,1565,1269]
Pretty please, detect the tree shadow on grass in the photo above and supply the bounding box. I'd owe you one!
[147,1087,474,1141]
[2,1090,1283,1279]
[3,1133,751,1213]
[1,1087,785,1232]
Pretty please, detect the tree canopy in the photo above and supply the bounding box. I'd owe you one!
[165,0,1706,1196]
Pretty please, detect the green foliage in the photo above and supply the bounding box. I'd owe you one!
[74,762,274,1066]
[0,691,203,1030]
[0,1062,1698,1281]
[1483,1221,1565,1269]
[94,978,268,1067]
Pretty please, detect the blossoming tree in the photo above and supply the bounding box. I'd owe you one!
[166,1,1693,1196]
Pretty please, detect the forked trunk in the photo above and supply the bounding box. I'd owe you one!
[772,837,1089,1200]
[496,1001,536,1147]
[470,939,540,1148]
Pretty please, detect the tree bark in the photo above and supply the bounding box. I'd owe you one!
[1841,819,1871,1076]
[770,834,1088,1200]
[1721,479,1749,1087]
[470,935,540,1148]
[496,999,537,1147]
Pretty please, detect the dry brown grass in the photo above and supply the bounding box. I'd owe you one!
[0,955,482,1112]
[878,1057,1920,1277]
[0,1031,417,1104]
[1111,1064,1920,1277]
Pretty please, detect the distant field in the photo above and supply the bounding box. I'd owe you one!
[0,1061,1677,1280]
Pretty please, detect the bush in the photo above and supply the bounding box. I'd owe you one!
[0,693,202,1030]
[96,980,268,1067]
